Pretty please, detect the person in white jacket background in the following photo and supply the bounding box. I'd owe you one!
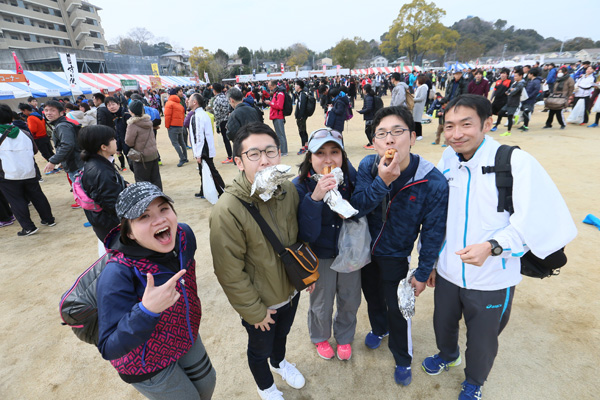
[421,94,577,400]
[188,93,225,200]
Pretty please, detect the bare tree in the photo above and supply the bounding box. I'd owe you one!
[128,27,154,43]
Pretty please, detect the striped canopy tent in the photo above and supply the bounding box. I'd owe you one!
[79,73,197,93]
[350,66,423,75]
[444,62,475,71]
[0,69,95,100]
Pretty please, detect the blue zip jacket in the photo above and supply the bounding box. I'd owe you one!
[523,76,542,105]
[293,163,357,259]
[97,223,200,374]
[546,67,557,84]
[351,154,448,282]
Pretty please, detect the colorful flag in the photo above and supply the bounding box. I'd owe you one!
[12,51,29,85]
[280,63,284,73]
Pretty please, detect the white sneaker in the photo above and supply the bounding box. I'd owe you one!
[416,136,423,141]
[257,383,284,400]
[270,359,305,389]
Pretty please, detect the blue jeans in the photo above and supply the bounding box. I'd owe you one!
[242,292,299,390]
[272,119,287,155]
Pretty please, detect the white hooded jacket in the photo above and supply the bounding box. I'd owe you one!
[436,135,577,291]
[190,107,216,159]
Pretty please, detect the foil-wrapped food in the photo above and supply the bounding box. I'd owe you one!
[397,269,416,321]
[251,164,294,202]
[311,167,358,219]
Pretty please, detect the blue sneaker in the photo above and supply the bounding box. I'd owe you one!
[490,126,497,132]
[365,331,389,349]
[83,222,92,228]
[588,123,598,128]
[459,380,482,400]
[422,353,462,375]
[394,366,412,386]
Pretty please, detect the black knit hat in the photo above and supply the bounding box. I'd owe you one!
[128,100,144,116]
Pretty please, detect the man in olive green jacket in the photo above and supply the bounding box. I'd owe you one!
[210,122,306,400]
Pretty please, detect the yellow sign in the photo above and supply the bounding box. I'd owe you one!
[151,63,160,77]
[150,76,162,90]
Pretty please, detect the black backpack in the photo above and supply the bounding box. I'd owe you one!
[59,252,112,345]
[282,91,293,116]
[305,92,317,117]
[482,145,567,278]
[373,95,384,116]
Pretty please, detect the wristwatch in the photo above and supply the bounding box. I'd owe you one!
[488,239,503,256]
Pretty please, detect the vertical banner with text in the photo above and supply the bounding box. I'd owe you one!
[151,63,160,76]
[59,53,82,95]
[280,63,285,73]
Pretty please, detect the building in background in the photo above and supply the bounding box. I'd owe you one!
[0,0,107,51]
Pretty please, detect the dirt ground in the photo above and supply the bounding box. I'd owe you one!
[1,94,598,400]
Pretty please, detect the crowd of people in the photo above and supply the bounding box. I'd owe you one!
[0,59,590,400]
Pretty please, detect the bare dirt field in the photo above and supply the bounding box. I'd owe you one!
[1,95,598,400]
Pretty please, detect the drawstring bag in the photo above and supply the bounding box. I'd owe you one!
[330,217,371,273]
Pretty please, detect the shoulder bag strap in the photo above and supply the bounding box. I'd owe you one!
[237,198,286,255]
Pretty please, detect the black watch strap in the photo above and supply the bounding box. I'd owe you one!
[488,239,503,256]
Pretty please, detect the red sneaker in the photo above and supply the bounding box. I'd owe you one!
[363,144,374,150]
[315,341,335,360]
[337,344,352,361]
[221,157,233,164]
[70,203,81,209]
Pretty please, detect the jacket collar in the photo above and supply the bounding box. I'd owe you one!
[454,136,490,167]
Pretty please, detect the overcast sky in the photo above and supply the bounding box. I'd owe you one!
[97,0,599,55]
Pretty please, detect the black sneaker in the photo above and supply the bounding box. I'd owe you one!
[195,192,205,199]
[41,220,56,227]
[17,227,39,237]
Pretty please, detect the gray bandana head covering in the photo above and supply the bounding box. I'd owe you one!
[116,182,173,219]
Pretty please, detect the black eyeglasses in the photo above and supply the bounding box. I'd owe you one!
[241,145,279,161]
[373,128,410,140]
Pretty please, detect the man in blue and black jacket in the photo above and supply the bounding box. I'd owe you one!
[351,105,449,387]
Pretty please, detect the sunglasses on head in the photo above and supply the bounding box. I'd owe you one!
[308,129,343,143]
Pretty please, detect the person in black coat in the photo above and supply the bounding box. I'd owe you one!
[358,84,376,148]
[106,96,132,171]
[443,71,468,102]
[79,125,127,242]
[294,80,309,154]
[325,87,349,133]
[93,93,115,129]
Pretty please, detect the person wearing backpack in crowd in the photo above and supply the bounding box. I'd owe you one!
[164,88,188,168]
[43,100,84,188]
[131,94,163,166]
[324,87,349,134]
[0,104,56,237]
[92,93,114,129]
[125,100,162,190]
[97,182,216,399]
[351,106,449,388]
[519,68,543,132]
[357,84,379,150]
[424,94,576,400]
[210,122,306,400]
[413,75,429,141]
[491,68,526,137]
[78,125,127,246]
[293,128,360,362]
[294,80,309,155]
[265,80,288,156]
[188,93,225,199]
[226,87,261,143]
[18,103,54,162]
[390,72,408,108]
[212,83,234,164]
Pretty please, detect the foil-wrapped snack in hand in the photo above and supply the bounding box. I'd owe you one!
[312,167,358,219]
[397,269,416,321]
[251,164,294,202]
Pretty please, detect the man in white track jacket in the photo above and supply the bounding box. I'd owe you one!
[421,94,577,400]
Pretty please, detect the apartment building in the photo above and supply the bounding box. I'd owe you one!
[0,0,107,51]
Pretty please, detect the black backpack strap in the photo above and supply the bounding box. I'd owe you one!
[237,198,286,255]
[481,145,519,213]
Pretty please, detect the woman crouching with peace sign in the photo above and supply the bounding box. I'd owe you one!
[96,182,216,399]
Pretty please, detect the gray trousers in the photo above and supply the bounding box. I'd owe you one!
[168,126,188,162]
[272,118,287,155]
[131,335,216,400]
[433,274,515,386]
[307,257,361,345]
